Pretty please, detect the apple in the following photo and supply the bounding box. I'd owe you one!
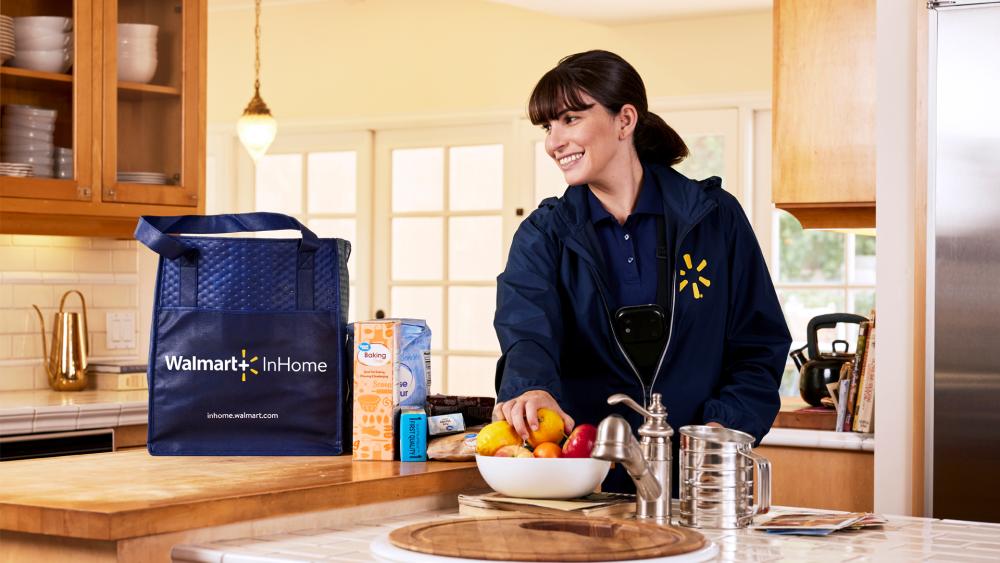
[494,444,533,458]
[561,424,598,458]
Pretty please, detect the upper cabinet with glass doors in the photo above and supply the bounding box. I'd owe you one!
[0,0,205,238]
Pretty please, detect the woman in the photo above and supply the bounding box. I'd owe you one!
[492,50,791,492]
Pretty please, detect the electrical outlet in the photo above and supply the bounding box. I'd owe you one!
[106,312,136,350]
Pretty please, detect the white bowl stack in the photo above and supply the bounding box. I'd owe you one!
[117,23,157,83]
[0,15,14,66]
[10,16,73,73]
[2,104,57,178]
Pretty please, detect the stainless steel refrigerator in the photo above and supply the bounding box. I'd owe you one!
[927,0,1000,523]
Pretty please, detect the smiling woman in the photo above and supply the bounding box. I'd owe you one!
[492,50,792,495]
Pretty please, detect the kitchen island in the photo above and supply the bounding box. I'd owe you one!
[0,449,485,562]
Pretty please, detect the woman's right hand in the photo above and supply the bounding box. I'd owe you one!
[493,389,575,442]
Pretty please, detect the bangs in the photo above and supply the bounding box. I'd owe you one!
[527,68,594,125]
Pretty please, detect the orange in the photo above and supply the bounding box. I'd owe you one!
[526,408,566,447]
[475,421,522,456]
[532,442,562,458]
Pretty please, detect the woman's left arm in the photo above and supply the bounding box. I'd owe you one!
[702,198,792,443]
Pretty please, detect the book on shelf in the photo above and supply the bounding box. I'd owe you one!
[853,311,877,433]
[87,361,148,374]
[94,371,148,391]
[842,319,872,431]
[458,491,635,518]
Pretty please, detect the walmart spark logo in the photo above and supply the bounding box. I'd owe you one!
[238,349,259,382]
[679,253,711,300]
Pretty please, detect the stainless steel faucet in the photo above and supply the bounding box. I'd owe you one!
[591,393,673,524]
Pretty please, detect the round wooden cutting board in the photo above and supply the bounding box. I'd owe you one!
[388,516,707,562]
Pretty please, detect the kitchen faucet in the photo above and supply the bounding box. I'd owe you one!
[591,393,673,524]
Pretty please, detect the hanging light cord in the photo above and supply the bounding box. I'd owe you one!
[253,0,262,94]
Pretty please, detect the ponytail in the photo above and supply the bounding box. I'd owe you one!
[635,112,688,167]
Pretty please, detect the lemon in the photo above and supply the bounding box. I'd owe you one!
[475,421,522,456]
[526,408,566,447]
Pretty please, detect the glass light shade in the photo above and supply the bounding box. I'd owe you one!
[238,110,277,162]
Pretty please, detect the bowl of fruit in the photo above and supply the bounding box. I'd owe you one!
[474,408,609,499]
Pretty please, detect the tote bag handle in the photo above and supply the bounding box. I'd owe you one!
[135,212,320,259]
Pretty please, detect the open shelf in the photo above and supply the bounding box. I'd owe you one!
[0,66,73,84]
[118,81,181,97]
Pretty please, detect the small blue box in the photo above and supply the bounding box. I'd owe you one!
[399,407,427,462]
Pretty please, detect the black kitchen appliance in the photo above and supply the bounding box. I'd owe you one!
[790,313,868,407]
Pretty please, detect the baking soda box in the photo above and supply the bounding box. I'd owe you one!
[352,319,431,460]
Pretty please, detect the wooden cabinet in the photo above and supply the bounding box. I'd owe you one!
[772,0,875,229]
[757,446,874,513]
[0,0,206,238]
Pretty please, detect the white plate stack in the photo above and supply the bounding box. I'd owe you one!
[0,162,34,178]
[0,15,14,66]
[2,104,56,177]
[118,23,157,83]
[11,16,73,73]
[118,171,169,185]
[55,146,73,179]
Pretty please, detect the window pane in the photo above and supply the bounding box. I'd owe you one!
[255,153,302,214]
[450,144,503,211]
[852,234,876,284]
[850,289,876,318]
[534,141,566,203]
[448,286,499,352]
[449,216,502,281]
[308,218,356,274]
[447,355,500,397]
[392,147,443,212]
[307,151,357,213]
[392,218,443,280]
[776,210,846,283]
[779,362,801,399]
[430,353,444,395]
[777,289,847,345]
[391,286,443,349]
[674,134,725,180]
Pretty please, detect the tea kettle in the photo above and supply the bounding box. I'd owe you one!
[32,290,90,391]
[790,313,867,407]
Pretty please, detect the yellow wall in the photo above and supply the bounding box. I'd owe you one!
[207,0,772,123]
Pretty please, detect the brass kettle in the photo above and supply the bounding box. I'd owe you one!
[32,290,90,391]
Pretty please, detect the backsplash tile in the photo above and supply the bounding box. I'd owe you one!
[0,235,140,392]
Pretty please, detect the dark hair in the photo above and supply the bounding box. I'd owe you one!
[528,50,688,167]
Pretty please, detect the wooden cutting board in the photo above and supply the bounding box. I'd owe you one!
[389,516,707,562]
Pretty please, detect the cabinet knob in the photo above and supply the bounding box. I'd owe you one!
[77,186,92,200]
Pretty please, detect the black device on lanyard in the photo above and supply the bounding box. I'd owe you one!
[613,214,671,386]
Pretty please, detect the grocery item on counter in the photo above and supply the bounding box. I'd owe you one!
[427,413,465,436]
[427,425,484,461]
[398,407,427,462]
[353,320,397,460]
[426,394,495,426]
[395,319,431,408]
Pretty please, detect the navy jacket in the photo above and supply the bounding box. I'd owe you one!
[494,164,791,488]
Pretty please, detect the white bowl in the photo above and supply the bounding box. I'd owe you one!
[118,23,158,37]
[474,454,612,499]
[2,153,54,165]
[11,48,72,73]
[118,55,157,83]
[2,142,53,154]
[2,126,54,141]
[3,114,57,130]
[15,31,71,50]
[13,17,72,33]
[3,104,57,119]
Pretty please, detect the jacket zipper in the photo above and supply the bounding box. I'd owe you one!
[585,261,648,407]
[648,203,717,393]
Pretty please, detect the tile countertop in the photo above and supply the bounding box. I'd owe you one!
[0,389,148,435]
[173,506,1000,563]
[0,390,872,451]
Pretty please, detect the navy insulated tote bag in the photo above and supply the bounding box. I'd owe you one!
[135,213,351,455]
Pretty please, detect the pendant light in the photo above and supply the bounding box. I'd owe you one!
[237,0,276,162]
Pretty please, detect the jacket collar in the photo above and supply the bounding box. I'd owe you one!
[554,163,720,270]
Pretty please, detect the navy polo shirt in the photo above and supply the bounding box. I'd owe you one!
[587,168,664,311]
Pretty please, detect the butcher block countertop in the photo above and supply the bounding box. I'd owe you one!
[0,449,484,541]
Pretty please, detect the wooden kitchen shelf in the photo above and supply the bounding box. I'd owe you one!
[118,81,182,97]
[0,66,74,84]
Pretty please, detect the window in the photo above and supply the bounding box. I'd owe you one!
[374,125,512,397]
[250,130,374,323]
